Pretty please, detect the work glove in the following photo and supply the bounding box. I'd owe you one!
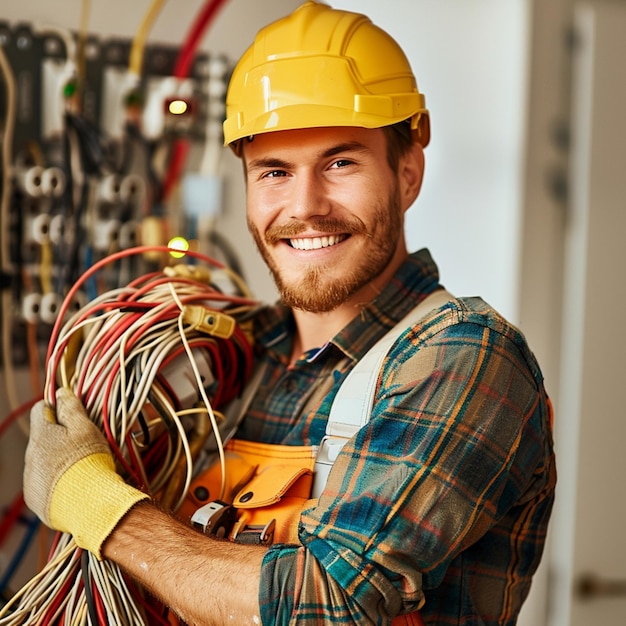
[23,387,149,559]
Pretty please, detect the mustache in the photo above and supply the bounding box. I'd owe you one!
[265,217,367,244]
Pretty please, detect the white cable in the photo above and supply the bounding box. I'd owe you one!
[169,282,227,501]
[1,263,254,624]
[33,24,77,71]
[150,383,194,510]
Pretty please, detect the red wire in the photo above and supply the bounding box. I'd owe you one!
[0,398,40,551]
[39,555,80,623]
[94,575,108,624]
[40,243,257,526]
[45,245,231,404]
[49,271,254,394]
[125,573,173,625]
[174,0,229,79]
[47,531,62,561]
[51,268,255,415]
[0,395,39,440]
[126,270,163,289]
[123,431,150,492]
[93,300,188,479]
[141,429,171,480]
[124,273,255,306]
[75,309,145,400]
[162,0,230,202]
[0,492,25,549]
[80,308,163,402]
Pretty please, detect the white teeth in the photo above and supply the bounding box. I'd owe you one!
[290,235,345,250]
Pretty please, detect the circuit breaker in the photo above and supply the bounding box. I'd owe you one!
[0,21,230,367]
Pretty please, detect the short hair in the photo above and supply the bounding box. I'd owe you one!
[382,121,415,172]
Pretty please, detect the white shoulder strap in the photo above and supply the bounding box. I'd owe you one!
[327,288,453,437]
[312,288,452,497]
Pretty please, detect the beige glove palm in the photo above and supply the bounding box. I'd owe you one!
[24,387,149,559]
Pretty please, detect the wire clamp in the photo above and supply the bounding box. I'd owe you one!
[182,305,236,338]
[191,500,237,539]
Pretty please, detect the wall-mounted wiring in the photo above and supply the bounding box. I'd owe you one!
[0,396,43,602]
[161,0,230,250]
[128,0,168,79]
[1,3,243,600]
[0,17,231,385]
[0,39,20,413]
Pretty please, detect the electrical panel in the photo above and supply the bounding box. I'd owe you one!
[0,18,235,603]
[0,21,231,367]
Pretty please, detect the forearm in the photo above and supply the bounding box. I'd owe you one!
[102,501,266,626]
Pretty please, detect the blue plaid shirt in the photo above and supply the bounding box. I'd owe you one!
[238,249,555,625]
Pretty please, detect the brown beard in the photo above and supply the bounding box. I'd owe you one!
[248,186,403,313]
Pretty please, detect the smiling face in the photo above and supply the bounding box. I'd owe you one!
[243,126,423,313]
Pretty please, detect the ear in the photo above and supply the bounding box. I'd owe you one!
[398,142,425,211]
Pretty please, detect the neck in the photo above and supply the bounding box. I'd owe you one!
[290,248,408,359]
[290,306,363,361]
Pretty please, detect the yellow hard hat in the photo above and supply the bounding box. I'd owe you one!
[224,1,430,154]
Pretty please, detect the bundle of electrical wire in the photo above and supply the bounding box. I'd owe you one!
[0,245,258,625]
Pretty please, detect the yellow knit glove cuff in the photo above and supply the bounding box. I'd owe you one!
[49,452,149,559]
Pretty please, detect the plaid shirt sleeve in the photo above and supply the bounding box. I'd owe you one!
[258,298,556,625]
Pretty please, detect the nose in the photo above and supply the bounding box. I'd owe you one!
[288,170,330,220]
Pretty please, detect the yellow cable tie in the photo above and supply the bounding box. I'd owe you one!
[182,306,235,339]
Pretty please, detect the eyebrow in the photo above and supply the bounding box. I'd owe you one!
[246,141,371,172]
[246,156,292,171]
[322,141,370,158]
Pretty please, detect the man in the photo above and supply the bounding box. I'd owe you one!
[23,2,556,625]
